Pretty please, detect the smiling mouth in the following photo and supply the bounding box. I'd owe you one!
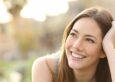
[71,52,86,59]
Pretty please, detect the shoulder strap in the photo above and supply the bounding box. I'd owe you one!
[54,51,60,82]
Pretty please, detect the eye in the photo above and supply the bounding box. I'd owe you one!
[86,38,95,43]
[69,32,76,36]
[69,32,78,38]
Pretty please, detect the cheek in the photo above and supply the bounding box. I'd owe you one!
[86,45,102,57]
[65,37,73,49]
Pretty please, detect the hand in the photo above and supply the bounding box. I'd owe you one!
[103,21,115,82]
[103,21,115,56]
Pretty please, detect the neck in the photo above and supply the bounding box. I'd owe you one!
[73,66,97,82]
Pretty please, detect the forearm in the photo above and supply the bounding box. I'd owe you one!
[106,54,115,82]
[103,43,115,82]
[103,21,115,82]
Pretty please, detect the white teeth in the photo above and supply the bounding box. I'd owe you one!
[72,53,85,59]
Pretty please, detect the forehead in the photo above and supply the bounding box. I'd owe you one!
[72,17,102,38]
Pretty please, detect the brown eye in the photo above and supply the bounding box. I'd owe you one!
[86,38,95,43]
[69,32,75,36]
[69,32,78,38]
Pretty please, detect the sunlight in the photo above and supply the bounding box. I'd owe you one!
[20,0,46,22]
[45,0,69,16]
[20,0,69,22]
[0,0,13,23]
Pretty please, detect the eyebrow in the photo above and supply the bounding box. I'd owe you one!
[71,29,97,40]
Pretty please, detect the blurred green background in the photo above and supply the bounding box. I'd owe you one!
[0,0,115,82]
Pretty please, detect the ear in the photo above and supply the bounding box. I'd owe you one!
[99,51,106,59]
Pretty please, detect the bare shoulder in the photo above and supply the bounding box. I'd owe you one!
[32,54,56,73]
[32,53,57,82]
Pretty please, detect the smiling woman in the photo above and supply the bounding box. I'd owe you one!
[32,6,115,82]
[65,17,105,70]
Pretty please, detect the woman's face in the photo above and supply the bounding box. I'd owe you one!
[65,17,105,70]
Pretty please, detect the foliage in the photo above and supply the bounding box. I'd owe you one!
[0,56,36,82]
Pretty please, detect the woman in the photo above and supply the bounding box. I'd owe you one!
[32,6,115,82]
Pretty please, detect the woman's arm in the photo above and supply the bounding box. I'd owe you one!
[32,55,54,82]
[103,21,115,82]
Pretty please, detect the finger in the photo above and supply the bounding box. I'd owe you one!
[103,21,115,51]
[112,21,115,28]
[106,21,115,38]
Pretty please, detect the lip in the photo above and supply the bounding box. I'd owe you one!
[72,52,86,58]
[70,51,86,59]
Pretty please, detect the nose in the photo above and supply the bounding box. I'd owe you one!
[73,38,83,51]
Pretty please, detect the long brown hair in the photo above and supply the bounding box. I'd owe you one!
[57,6,113,82]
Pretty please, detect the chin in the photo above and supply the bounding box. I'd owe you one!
[68,61,84,70]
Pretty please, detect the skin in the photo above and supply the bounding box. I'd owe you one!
[32,54,56,82]
[65,17,105,82]
[103,21,115,82]
[32,20,115,82]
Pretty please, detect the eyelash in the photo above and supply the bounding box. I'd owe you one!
[69,32,95,43]
[69,32,75,36]
[86,38,95,43]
